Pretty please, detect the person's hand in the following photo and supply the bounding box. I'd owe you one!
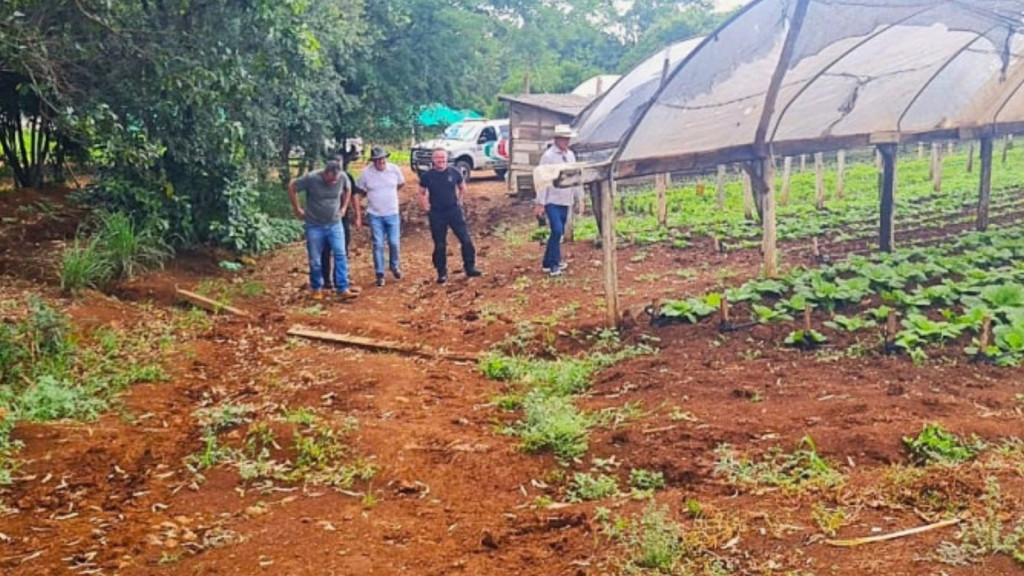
[294,207,305,221]
[421,200,430,212]
[533,204,544,218]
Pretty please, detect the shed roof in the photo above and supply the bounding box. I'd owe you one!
[574,0,1024,179]
[498,93,594,117]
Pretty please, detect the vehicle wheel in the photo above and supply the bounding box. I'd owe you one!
[495,168,508,179]
[455,159,472,183]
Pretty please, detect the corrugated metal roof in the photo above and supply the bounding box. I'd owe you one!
[498,93,594,117]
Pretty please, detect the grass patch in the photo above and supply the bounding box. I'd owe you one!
[510,391,592,462]
[59,236,112,293]
[186,407,376,492]
[0,297,166,476]
[567,471,619,502]
[94,211,173,280]
[713,436,844,492]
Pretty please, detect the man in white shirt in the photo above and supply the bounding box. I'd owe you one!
[533,124,584,276]
[357,147,406,286]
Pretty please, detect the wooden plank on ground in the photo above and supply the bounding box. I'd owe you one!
[176,288,250,316]
[286,327,479,362]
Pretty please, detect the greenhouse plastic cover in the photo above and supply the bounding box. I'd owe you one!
[573,36,705,161]
[574,0,1024,178]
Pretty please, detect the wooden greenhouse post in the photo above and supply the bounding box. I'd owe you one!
[655,173,668,227]
[836,150,846,198]
[599,179,619,327]
[978,136,994,231]
[716,165,726,210]
[814,152,825,209]
[747,158,778,277]
[932,142,943,192]
[878,144,897,252]
[741,168,754,220]
[799,154,807,172]
[967,141,975,173]
[917,142,924,160]
[780,156,792,205]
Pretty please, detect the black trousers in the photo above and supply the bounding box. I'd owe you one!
[428,205,475,274]
[320,215,352,288]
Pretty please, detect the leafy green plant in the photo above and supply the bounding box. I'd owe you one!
[751,303,793,324]
[783,329,828,350]
[621,502,682,573]
[59,236,112,293]
[659,293,720,323]
[512,392,591,461]
[824,314,877,332]
[567,472,619,502]
[629,468,666,492]
[95,211,173,279]
[904,423,983,465]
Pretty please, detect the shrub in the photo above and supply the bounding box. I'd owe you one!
[96,211,173,279]
[59,236,112,292]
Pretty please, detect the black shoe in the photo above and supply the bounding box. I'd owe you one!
[437,272,448,285]
[391,268,402,280]
[375,274,385,287]
[465,268,483,278]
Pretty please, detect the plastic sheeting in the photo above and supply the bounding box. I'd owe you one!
[574,0,1024,178]
[573,37,705,162]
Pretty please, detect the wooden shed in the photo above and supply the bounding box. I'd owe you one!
[498,93,593,197]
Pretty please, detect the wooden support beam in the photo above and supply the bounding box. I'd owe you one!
[287,327,479,362]
[655,173,668,227]
[1002,134,1013,165]
[978,136,994,231]
[716,165,726,210]
[917,141,924,160]
[564,206,575,242]
[176,288,250,317]
[749,158,778,277]
[780,156,792,205]
[799,153,806,172]
[814,152,825,209]
[967,141,975,173]
[836,150,846,198]
[931,142,943,192]
[878,144,897,252]
[741,168,754,220]
[600,180,620,327]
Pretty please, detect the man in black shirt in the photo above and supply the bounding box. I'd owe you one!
[418,148,482,284]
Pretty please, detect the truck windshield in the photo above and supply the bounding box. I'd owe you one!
[442,124,478,141]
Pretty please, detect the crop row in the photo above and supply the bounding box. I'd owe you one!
[658,226,1024,365]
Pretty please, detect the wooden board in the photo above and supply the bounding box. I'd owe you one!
[176,288,250,317]
[286,327,479,362]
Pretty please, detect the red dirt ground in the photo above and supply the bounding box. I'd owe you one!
[1,172,1023,576]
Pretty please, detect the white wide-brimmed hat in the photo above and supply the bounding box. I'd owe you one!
[553,124,577,138]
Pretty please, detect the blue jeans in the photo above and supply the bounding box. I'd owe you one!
[543,204,569,269]
[368,213,401,276]
[305,222,349,292]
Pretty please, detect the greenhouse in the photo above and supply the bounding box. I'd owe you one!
[569,0,1024,322]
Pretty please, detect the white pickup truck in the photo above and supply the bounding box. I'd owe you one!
[410,119,509,182]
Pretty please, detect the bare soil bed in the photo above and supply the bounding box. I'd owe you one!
[1,173,1022,576]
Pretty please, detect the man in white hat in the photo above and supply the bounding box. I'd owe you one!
[357,146,405,286]
[533,124,584,276]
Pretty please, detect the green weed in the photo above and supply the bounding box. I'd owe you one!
[95,211,172,280]
[714,436,844,492]
[904,423,983,465]
[567,472,619,502]
[59,236,112,293]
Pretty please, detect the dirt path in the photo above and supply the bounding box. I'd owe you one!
[1,175,1023,575]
